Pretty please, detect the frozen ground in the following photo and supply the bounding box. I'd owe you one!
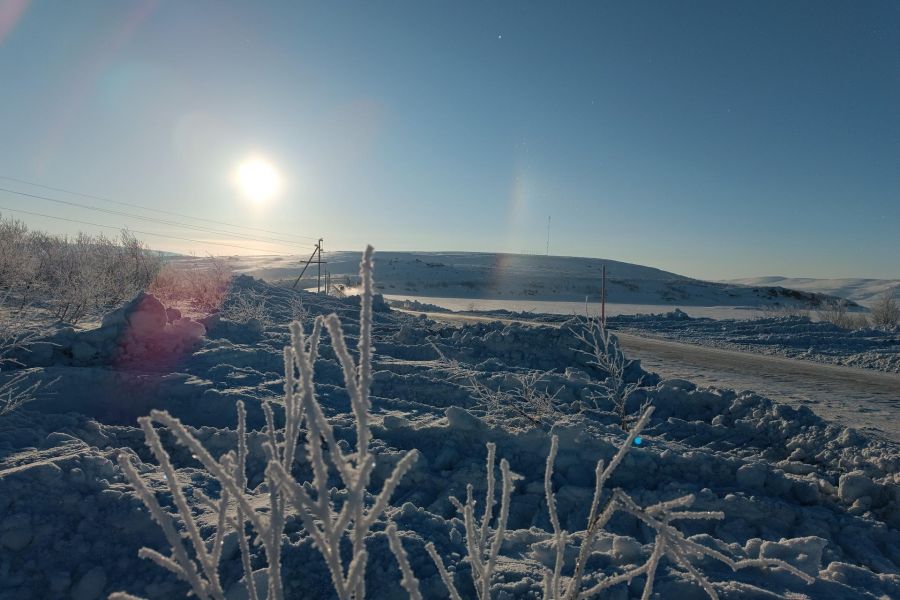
[1,273,898,599]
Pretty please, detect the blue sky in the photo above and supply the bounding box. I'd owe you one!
[0,1,897,279]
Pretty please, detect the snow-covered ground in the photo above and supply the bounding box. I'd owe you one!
[1,270,898,599]
[212,251,855,309]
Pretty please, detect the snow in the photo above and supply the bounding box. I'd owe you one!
[727,277,899,308]
[1,270,898,599]
[201,251,856,309]
[386,296,772,320]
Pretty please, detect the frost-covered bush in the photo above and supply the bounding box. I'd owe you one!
[446,360,563,430]
[816,299,869,331]
[0,293,47,416]
[221,288,272,328]
[571,316,648,431]
[870,289,899,328]
[149,257,232,313]
[0,215,163,323]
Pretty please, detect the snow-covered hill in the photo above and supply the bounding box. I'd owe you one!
[728,277,899,307]
[213,251,854,309]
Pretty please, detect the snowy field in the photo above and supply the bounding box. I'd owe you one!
[1,252,898,600]
[216,251,855,309]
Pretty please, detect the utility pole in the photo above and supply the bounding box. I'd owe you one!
[601,264,607,327]
[292,241,321,290]
[317,237,323,293]
[546,216,551,256]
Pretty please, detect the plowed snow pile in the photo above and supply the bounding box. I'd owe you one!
[1,274,898,599]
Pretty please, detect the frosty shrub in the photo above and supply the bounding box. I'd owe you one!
[289,295,309,324]
[112,246,417,600]
[816,299,869,330]
[149,257,232,313]
[571,316,648,431]
[0,293,48,417]
[0,216,31,293]
[448,360,563,430]
[221,288,272,328]
[393,407,816,600]
[0,215,164,323]
[870,288,900,328]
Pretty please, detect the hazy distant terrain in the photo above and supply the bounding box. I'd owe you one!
[218,251,853,309]
[728,277,899,307]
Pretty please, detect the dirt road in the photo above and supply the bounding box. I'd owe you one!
[400,310,900,442]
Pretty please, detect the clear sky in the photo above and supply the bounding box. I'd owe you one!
[0,1,897,279]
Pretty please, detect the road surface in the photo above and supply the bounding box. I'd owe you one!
[399,310,900,442]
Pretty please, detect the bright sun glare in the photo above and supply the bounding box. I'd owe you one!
[236,157,281,202]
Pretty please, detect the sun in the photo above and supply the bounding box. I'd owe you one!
[235,157,281,202]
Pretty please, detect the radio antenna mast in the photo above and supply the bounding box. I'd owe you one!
[546,216,551,255]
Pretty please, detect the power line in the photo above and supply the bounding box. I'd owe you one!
[0,204,302,254]
[0,174,320,241]
[0,186,313,250]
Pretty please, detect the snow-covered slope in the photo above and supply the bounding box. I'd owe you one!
[728,277,899,307]
[212,251,854,309]
[1,271,897,599]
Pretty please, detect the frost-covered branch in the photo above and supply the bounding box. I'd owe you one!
[385,523,423,600]
[570,316,648,431]
[426,442,518,600]
[443,356,563,429]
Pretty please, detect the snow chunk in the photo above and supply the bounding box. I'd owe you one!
[838,470,877,504]
[758,536,827,577]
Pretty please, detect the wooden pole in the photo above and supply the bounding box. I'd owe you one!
[292,242,320,290]
[601,264,606,326]
[317,238,323,293]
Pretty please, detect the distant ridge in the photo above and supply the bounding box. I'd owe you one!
[204,251,856,309]
[728,277,899,307]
